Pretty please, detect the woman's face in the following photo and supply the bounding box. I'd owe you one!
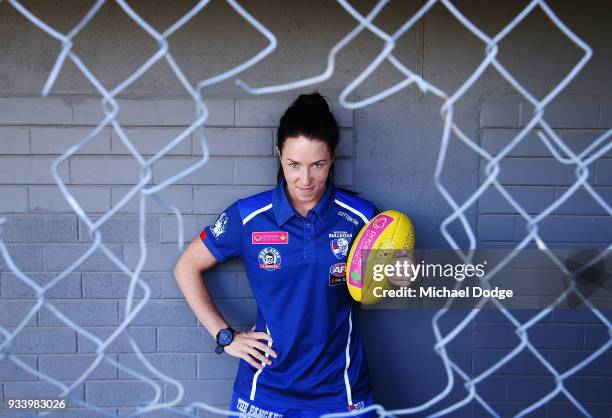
[277,135,334,207]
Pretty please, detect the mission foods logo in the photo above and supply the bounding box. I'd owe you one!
[329,263,346,286]
[252,231,289,245]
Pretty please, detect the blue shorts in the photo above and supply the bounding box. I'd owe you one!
[229,391,377,418]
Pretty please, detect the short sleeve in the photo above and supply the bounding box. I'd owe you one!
[199,201,243,263]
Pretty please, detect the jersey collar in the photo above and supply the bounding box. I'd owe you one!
[273,178,335,226]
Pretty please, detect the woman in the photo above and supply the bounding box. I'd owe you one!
[174,93,390,417]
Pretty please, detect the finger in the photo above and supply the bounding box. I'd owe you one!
[251,332,273,343]
[242,353,263,370]
[252,341,278,358]
[247,347,272,365]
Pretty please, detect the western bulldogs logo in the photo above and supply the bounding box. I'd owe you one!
[330,237,350,259]
[258,247,281,271]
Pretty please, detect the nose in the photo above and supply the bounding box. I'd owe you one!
[298,167,312,186]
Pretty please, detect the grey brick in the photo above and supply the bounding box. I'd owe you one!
[0,127,29,153]
[158,326,216,352]
[160,214,200,243]
[111,186,192,214]
[0,300,38,326]
[112,127,192,155]
[196,406,232,418]
[1,272,81,299]
[473,349,548,375]
[473,324,510,349]
[165,271,237,299]
[235,157,276,185]
[215,299,257,327]
[39,354,118,379]
[558,129,612,159]
[334,158,354,187]
[118,299,195,326]
[39,300,118,326]
[83,272,161,298]
[600,100,612,128]
[237,100,353,128]
[547,351,612,378]
[124,243,181,272]
[584,326,610,349]
[0,215,77,242]
[0,245,43,272]
[5,381,85,401]
[194,127,273,156]
[592,217,612,243]
[118,353,197,379]
[485,158,594,186]
[198,353,239,379]
[0,355,37,381]
[70,157,141,184]
[519,215,591,243]
[337,129,354,157]
[8,327,76,353]
[79,215,159,243]
[554,188,612,215]
[236,272,253,298]
[506,377,555,402]
[480,129,551,157]
[30,186,110,213]
[165,379,234,406]
[0,187,28,212]
[31,127,112,154]
[480,96,521,127]
[527,323,583,349]
[153,157,234,185]
[118,407,186,418]
[44,244,123,272]
[44,408,115,418]
[524,96,599,128]
[478,186,556,214]
[78,327,156,353]
[193,186,270,214]
[595,159,612,186]
[0,98,73,124]
[85,381,155,407]
[0,157,69,184]
[477,215,515,241]
[73,98,234,126]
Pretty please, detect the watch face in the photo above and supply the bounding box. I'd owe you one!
[218,329,233,345]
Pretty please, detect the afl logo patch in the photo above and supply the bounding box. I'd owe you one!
[329,263,346,286]
[258,247,281,271]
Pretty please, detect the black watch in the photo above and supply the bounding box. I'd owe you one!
[215,327,236,354]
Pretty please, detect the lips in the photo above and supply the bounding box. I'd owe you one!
[298,187,315,193]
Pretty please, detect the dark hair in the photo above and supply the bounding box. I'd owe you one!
[276,92,339,184]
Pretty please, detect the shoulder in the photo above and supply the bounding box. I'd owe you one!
[333,188,377,223]
[234,188,275,225]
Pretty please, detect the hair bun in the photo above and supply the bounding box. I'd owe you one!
[293,92,330,110]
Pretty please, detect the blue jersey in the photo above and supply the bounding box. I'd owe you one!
[200,179,378,410]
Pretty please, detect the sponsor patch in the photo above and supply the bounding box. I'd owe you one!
[329,263,346,286]
[330,237,350,259]
[211,212,228,239]
[252,231,289,245]
[258,247,282,271]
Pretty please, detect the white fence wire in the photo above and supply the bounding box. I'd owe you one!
[0,0,610,417]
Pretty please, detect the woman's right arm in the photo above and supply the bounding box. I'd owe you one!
[172,236,277,369]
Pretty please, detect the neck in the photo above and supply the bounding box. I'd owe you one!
[285,183,326,218]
